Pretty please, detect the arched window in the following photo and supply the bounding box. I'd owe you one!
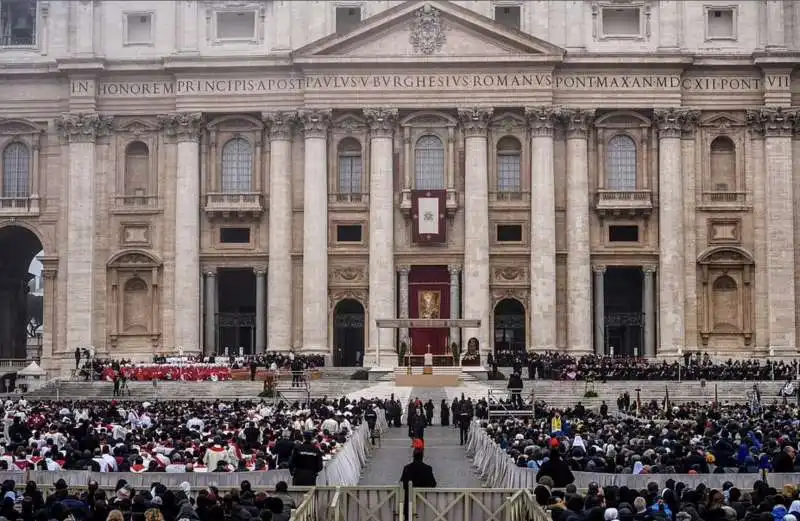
[337,138,362,195]
[220,138,253,193]
[606,135,637,191]
[414,135,445,190]
[710,136,736,191]
[122,277,149,333]
[712,275,739,332]
[124,141,150,197]
[496,136,521,194]
[2,142,30,198]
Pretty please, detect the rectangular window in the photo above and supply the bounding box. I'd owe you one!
[335,6,362,33]
[609,225,639,243]
[216,10,256,41]
[336,224,362,243]
[601,7,641,38]
[0,0,37,47]
[706,7,736,40]
[125,13,153,45]
[220,227,251,244]
[496,224,523,243]
[494,5,521,30]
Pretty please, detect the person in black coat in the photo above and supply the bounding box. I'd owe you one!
[536,446,575,487]
[507,371,524,409]
[424,400,434,426]
[400,449,437,521]
[411,409,426,440]
[440,399,450,426]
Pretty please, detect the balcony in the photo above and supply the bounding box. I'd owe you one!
[0,35,34,48]
[0,196,39,216]
[594,189,653,217]
[489,191,531,209]
[400,188,458,216]
[702,191,746,204]
[204,192,264,220]
[328,192,369,209]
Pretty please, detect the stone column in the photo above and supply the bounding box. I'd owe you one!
[300,110,331,355]
[749,109,797,353]
[364,108,398,366]
[458,107,493,363]
[57,113,108,352]
[593,265,606,356]
[263,111,296,351]
[654,109,693,356]
[526,107,558,352]
[168,113,203,353]
[643,265,656,358]
[449,264,461,351]
[398,265,410,347]
[563,109,595,355]
[255,269,266,354]
[204,271,216,355]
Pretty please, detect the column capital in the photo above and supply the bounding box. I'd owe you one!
[159,112,204,142]
[457,107,493,138]
[745,107,797,138]
[654,108,698,139]
[254,268,267,277]
[448,264,462,275]
[56,113,112,143]
[299,109,332,139]
[364,107,399,139]
[560,108,595,139]
[524,106,559,137]
[397,264,411,275]
[204,270,216,278]
[592,265,606,274]
[643,264,657,274]
[263,111,298,141]
[42,268,58,280]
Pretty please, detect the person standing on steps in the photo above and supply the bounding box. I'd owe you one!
[440,399,450,426]
[458,399,473,445]
[424,399,434,426]
[400,449,437,521]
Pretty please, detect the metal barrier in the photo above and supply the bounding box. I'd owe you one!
[412,487,544,521]
[329,485,403,521]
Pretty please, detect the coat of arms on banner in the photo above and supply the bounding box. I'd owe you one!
[409,5,446,55]
[411,190,446,244]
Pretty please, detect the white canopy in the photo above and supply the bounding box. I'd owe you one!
[17,362,45,376]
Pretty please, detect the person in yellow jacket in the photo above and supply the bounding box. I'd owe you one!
[551,413,562,435]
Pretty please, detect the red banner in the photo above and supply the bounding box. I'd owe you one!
[411,190,446,244]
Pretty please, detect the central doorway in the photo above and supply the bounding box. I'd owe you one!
[216,268,256,356]
[493,299,526,362]
[603,267,644,357]
[332,299,365,367]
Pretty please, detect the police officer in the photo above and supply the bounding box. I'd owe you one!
[274,430,295,469]
[364,406,378,445]
[458,400,473,446]
[289,431,323,486]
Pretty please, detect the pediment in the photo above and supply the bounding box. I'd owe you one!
[295,1,564,62]
[0,118,43,135]
[114,118,160,135]
[700,113,745,128]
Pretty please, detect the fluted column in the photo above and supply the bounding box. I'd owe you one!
[458,107,493,363]
[525,107,558,352]
[264,111,296,351]
[398,265,410,347]
[748,108,797,353]
[593,265,605,356]
[563,109,594,355]
[643,265,656,358]
[300,110,331,355]
[364,108,398,366]
[654,109,693,356]
[57,113,109,352]
[204,271,216,355]
[255,269,266,354]
[449,264,461,351]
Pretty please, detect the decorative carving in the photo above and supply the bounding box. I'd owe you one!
[745,108,796,138]
[159,113,203,142]
[709,219,740,244]
[121,223,151,246]
[397,265,411,275]
[642,265,657,274]
[492,288,528,306]
[108,250,162,267]
[299,109,332,139]
[333,266,363,282]
[333,115,366,133]
[0,119,42,135]
[263,111,298,141]
[409,4,446,55]
[329,290,367,310]
[654,108,697,139]
[115,118,160,136]
[117,253,154,265]
[560,109,595,139]
[525,106,559,137]
[363,108,398,138]
[56,113,112,143]
[447,264,462,276]
[698,246,754,266]
[457,107,493,138]
[494,266,524,281]
[592,265,607,274]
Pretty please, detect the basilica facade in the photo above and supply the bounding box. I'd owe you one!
[1,0,800,370]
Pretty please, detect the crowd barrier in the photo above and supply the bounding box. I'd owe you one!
[0,411,387,493]
[467,422,800,490]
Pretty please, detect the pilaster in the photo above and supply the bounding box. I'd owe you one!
[448,264,462,351]
[398,265,410,347]
[592,265,606,357]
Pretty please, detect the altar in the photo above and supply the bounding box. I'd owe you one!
[404,354,454,367]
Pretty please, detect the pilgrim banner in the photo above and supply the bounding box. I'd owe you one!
[411,190,446,244]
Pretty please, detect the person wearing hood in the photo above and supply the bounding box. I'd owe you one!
[536,440,574,487]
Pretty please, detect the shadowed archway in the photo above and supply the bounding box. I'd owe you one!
[333,299,365,367]
[0,225,43,358]
[493,298,526,361]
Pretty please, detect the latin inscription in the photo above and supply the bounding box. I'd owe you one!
[72,72,789,98]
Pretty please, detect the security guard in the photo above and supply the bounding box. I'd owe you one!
[458,400,473,446]
[364,406,378,444]
[289,431,324,486]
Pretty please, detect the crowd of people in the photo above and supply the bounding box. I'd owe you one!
[489,352,800,382]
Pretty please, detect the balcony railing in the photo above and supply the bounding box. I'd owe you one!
[702,191,746,204]
[595,189,653,216]
[0,196,39,216]
[328,192,368,204]
[489,191,531,204]
[204,192,264,218]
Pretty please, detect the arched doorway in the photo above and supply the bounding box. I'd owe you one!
[0,225,44,359]
[333,299,365,367]
[493,299,526,361]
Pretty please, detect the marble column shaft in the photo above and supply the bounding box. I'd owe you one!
[398,266,410,347]
[264,112,296,351]
[255,269,266,354]
[593,266,605,356]
[300,110,331,354]
[643,265,656,358]
[58,113,106,351]
[204,271,216,355]
[564,109,594,355]
[655,109,690,355]
[365,108,398,366]
[449,265,461,350]
[526,107,557,352]
[458,108,492,361]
